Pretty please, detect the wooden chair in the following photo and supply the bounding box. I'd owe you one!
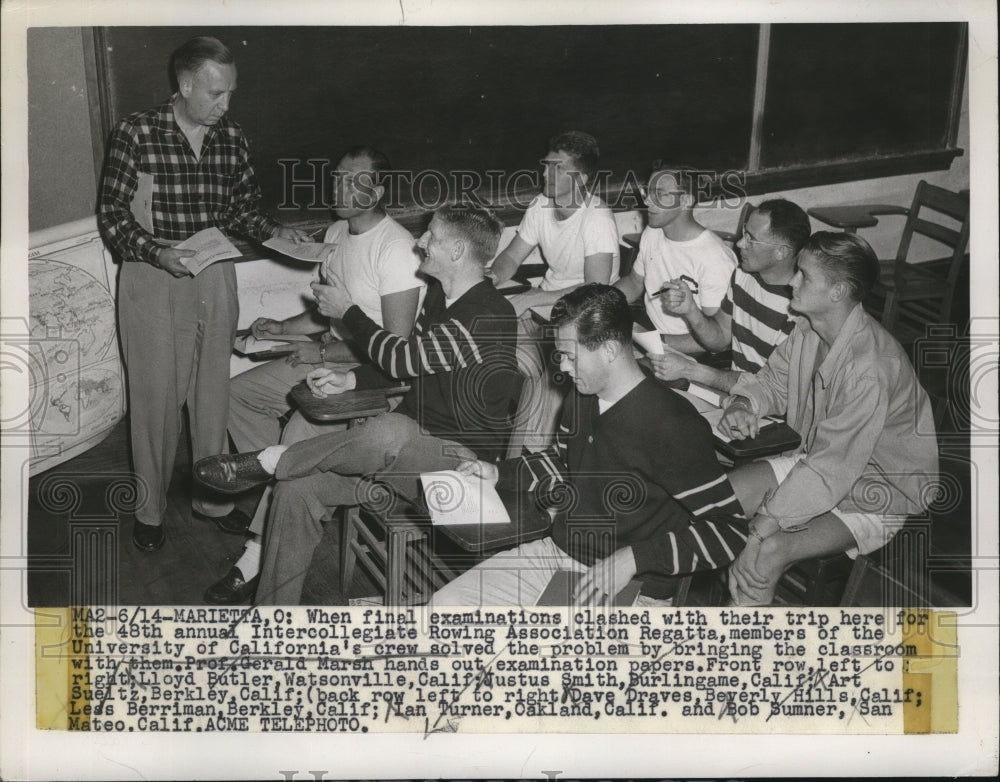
[811,181,970,341]
[292,367,536,605]
[289,381,445,605]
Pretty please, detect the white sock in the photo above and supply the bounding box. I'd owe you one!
[257,445,287,474]
[234,536,262,580]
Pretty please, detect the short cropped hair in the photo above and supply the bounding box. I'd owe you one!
[800,231,880,302]
[171,37,234,80]
[755,199,812,255]
[342,145,392,184]
[550,283,633,350]
[549,131,600,182]
[435,204,504,264]
[342,145,393,205]
[648,161,704,203]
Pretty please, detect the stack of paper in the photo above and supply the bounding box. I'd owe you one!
[420,470,510,526]
[233,332,313,357]
[263,236,338,263]
[176,227,242,275]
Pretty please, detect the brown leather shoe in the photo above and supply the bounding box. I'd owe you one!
[194,452,271,495]
[203,566,258,604]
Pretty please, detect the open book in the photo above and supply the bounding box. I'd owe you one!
[420,470,511,526]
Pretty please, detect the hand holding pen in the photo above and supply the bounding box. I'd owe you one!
[652,275,699,317]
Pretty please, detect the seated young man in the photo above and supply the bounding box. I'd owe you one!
[226,145,423,456]
[198,147,423,603]
[651,199,811,392]
[490,130,620,315]
[489,130,621,452]
[431,284,747,608]
[194,204,520,605]
[718,232,939,606]
[615,163,737,353]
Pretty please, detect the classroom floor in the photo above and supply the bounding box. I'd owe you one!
[25,417,380,607]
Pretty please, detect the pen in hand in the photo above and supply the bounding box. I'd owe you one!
[651,275,699,298]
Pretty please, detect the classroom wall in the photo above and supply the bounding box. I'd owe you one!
[27,28,98,232]
[26,28,971,262]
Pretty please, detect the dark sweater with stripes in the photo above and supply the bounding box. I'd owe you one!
[497,376,747,598]
[343,278,519,463]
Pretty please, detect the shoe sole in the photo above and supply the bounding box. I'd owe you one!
[192,510,252,536]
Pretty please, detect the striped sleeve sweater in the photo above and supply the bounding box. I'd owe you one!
[721,268,795,373]
[496,376,747,599]
[343,278,519,463]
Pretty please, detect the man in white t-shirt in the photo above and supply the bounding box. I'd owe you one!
[199,146,423,602]
[489,131,620,451]
[490,131,620,315]
[616,163,736,353]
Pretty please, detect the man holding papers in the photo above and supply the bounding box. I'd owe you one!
[431,284,747,607]
[650,199,811,391]
[98,36,306,552]
[194,204,520,604]
[718,233,939,605]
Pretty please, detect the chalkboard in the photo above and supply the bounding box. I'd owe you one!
[761,23,965,168]
[99,25,759,215]
[97,24,965,215]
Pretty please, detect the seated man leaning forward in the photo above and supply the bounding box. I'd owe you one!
[203,146,423,539]
[431,284,747,608]
[651,199,811,392]
[718,232,939,606]
[615,162,736,353]
[194,204,520,605]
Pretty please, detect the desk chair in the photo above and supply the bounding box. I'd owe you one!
[291,369,533,605]
[289,381,445,605]
[810,181,970,342]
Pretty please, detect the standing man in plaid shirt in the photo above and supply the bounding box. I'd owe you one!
[98,36,307,552]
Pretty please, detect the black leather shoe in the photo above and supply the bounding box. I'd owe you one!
[132,519,165,552]
[193,507,253,535]
[204,566,258,605]
[194,451,271,495]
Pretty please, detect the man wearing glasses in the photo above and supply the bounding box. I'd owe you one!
[615,163,737,353]
[650,199,811,392]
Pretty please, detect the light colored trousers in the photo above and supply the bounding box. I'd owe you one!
[118,261,237,526]
[256,413,474,605]
[431,537,672,608]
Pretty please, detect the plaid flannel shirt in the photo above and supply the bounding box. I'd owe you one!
[98,99,278,265]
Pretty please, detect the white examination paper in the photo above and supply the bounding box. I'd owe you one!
[232,332,313,355]
[175,227,242,274]
[263,236,338,263]
[631,326,664,355]
[420,470,510,526]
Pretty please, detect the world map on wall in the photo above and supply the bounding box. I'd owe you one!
[27,257,124,464]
